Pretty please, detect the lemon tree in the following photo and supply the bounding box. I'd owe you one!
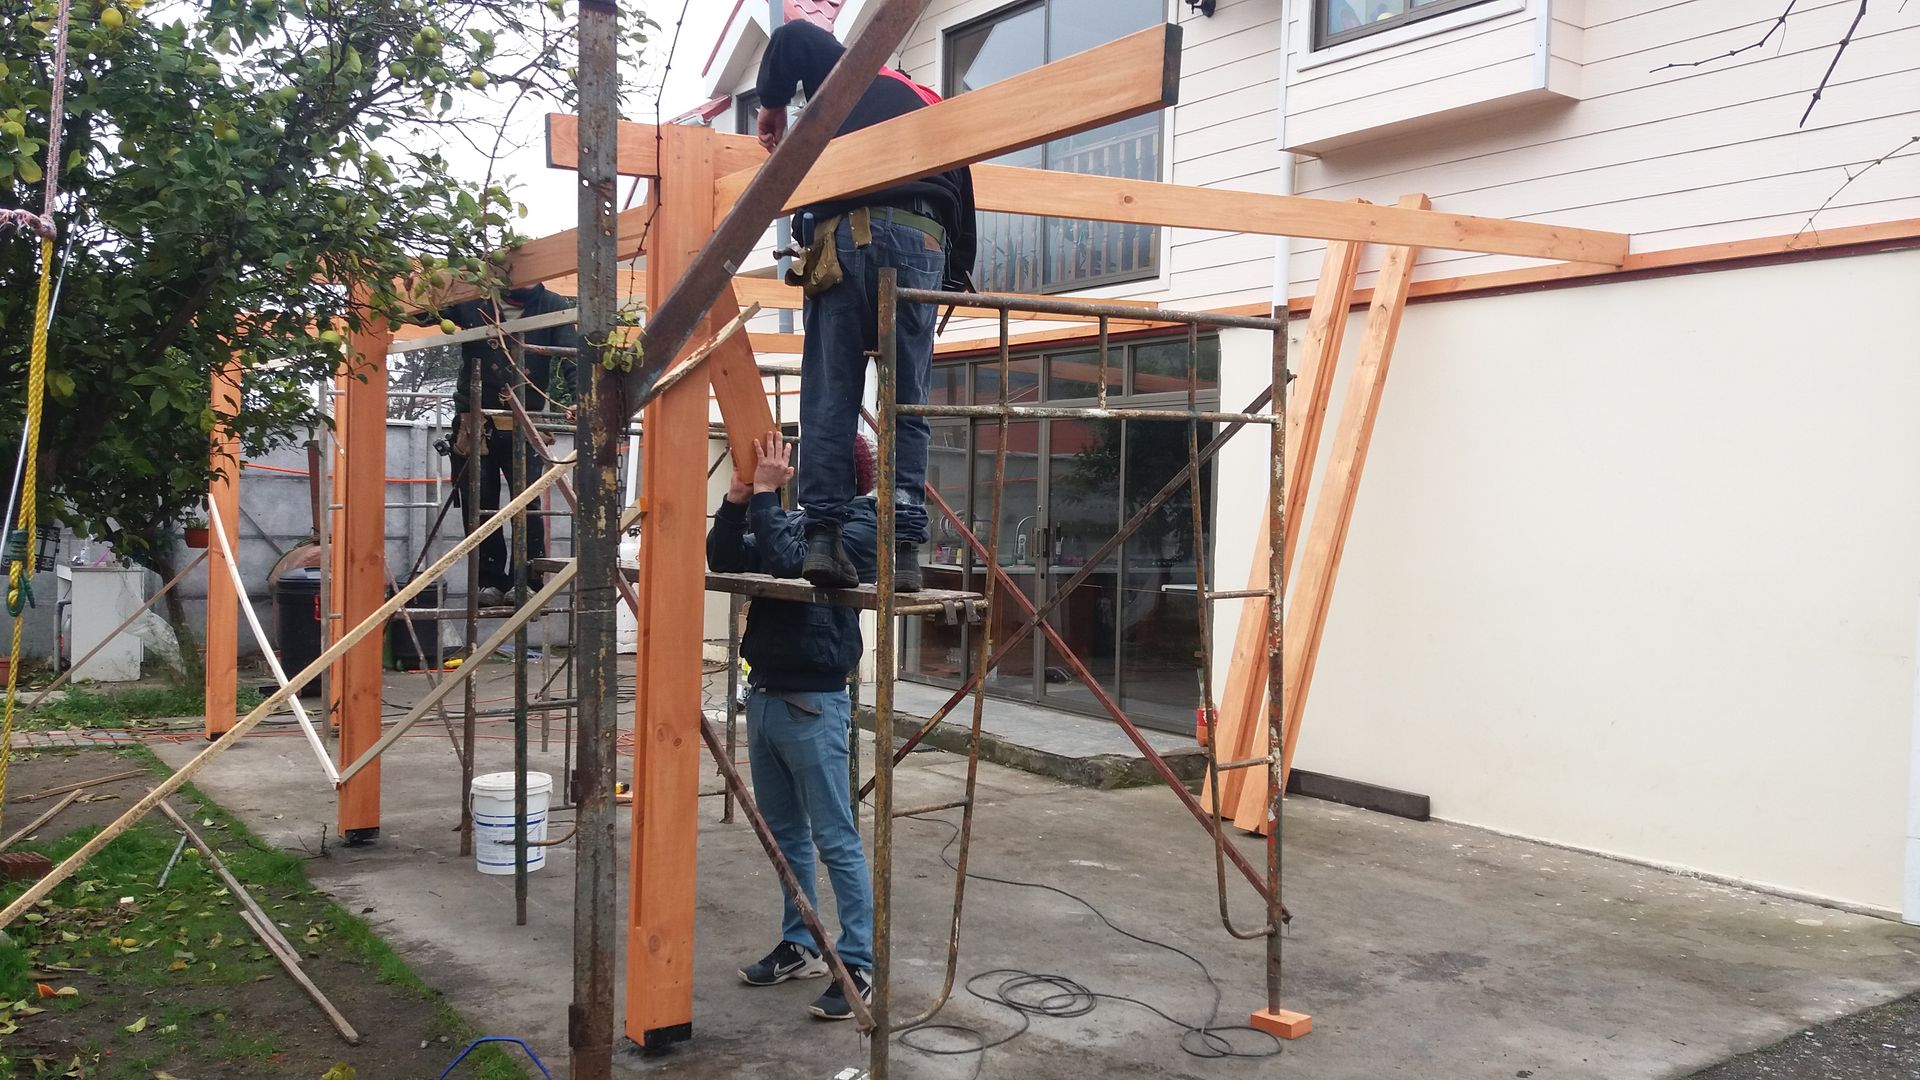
[0,0,649,652]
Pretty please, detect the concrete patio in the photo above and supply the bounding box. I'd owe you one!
[154,666,1920,1079]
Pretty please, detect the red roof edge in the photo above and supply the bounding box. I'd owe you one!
[668,94,733,125]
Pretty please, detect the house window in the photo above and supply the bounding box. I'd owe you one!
[733,90,761,138]
[943,0,1164,294]
[901,334,1220,734]
[1315,0,1492,50]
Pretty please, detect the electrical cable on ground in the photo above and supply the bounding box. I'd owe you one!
[894,812,1282,1077]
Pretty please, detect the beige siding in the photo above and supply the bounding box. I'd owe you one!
[1291,0,1920,289]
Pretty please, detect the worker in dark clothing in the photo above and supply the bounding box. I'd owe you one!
[442,283,579,605]
[708,430,878,1021]
[755,19,976,594]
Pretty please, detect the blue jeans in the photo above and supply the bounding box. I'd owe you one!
[799,215,944,545]
[745,686,873,971]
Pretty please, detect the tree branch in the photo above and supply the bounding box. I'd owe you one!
[1801,0,1870,126]
[1652,1,1799,72]
[1793,134,1920,241]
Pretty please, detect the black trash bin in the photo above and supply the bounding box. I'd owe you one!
[388,578,444,670]
[274,566,324,698]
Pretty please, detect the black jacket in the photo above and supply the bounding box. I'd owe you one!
[707,492,877,692]
[445,283,579,412]
[756,20,977,287]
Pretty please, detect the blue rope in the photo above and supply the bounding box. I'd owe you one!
[436,1036,555,1080]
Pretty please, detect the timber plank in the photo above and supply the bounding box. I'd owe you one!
[204,360,242,739]
[1231,197,1429,833]
[709,25,1182,216]
[1206,237,1363,814]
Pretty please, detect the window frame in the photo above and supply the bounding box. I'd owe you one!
[940,0,1166,294]
[1313,0,1493,51]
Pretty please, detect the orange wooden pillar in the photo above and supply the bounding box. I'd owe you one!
[204,359,243,739]
[334,312,393,843]
[626,122,717,1050]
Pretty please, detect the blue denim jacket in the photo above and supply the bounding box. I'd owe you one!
[706,492,877,691]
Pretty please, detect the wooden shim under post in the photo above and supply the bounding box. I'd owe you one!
[1230,196,1430,834]
[1209,237,1365,815]
[0,452,571,932]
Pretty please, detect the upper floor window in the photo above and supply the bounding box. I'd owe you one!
[1315,0,1491,50]
[944,0,1164,294]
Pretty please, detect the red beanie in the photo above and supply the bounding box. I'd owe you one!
[854,433,877,495]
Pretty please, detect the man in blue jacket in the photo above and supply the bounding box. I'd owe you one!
[707,430,877,1021]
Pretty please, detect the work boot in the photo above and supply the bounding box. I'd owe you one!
[801,521,859,590]
[476,585,509,608]
[738,940,827,986]
[809,967,873,1021]
[893,541,924,594]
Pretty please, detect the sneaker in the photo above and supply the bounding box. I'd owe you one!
[801,522,859,590]
[738,941,827,987]
[809,967,873,1020]
[893,542,924,594]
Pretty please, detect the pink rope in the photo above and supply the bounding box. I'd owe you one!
[0,209,54,240]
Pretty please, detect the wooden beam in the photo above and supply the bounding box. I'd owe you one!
[709,24,1182,217]
[1231,196,1429,834]
[748,331,805,354]
[625,122,711,1052]
[204,358,243,739]
[709,287,779,479]
[934,319,1168,356]
[546,112,764,179]
[1208,236,1364,815]
[969,165,1628,265]
[334,312,393,841]
[1285,215,1920,313]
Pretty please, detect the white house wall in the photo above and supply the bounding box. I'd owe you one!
[1287,0,1920,290]
[1261,250,1920,914]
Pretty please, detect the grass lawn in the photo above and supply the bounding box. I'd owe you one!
[0,747,531,1079]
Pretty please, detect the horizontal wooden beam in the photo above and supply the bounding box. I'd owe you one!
[545,113,764,179]
[971,167,1629,265]
[709,24,1181,217]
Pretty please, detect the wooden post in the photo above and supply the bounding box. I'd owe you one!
[335,311,392,843]
[204,358,243,739]
[1231,197,1429,833]
[626,122,715,1050]
[1209,237,1363,812]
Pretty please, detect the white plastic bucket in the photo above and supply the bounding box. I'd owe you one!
[469,771,553,876]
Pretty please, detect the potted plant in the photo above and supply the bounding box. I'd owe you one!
[183,517,210,548]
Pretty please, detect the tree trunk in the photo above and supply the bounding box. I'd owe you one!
[148,546,203,683]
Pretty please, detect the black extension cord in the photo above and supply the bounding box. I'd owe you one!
[893,812,1283,1077]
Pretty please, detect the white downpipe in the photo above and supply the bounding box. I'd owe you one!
[204,499,340,785]
[1273,0,1297,315]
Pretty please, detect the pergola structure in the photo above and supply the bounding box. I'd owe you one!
[7,5,1633,1079]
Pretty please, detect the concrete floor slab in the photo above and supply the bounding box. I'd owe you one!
[155,667,1920,1079]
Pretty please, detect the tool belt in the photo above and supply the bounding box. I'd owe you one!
[786,205,948,297]
[452,409,517,456]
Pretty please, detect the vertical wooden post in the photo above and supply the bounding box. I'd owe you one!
[1230,196,1429,833]
[336,310,393,843]
[626,122,715,1050]
[204,358,243,739]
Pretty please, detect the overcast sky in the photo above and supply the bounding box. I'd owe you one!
[459,1,739,241]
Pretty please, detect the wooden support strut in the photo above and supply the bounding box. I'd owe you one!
[1231,196,1430,834]
[1209,234,1364,814]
